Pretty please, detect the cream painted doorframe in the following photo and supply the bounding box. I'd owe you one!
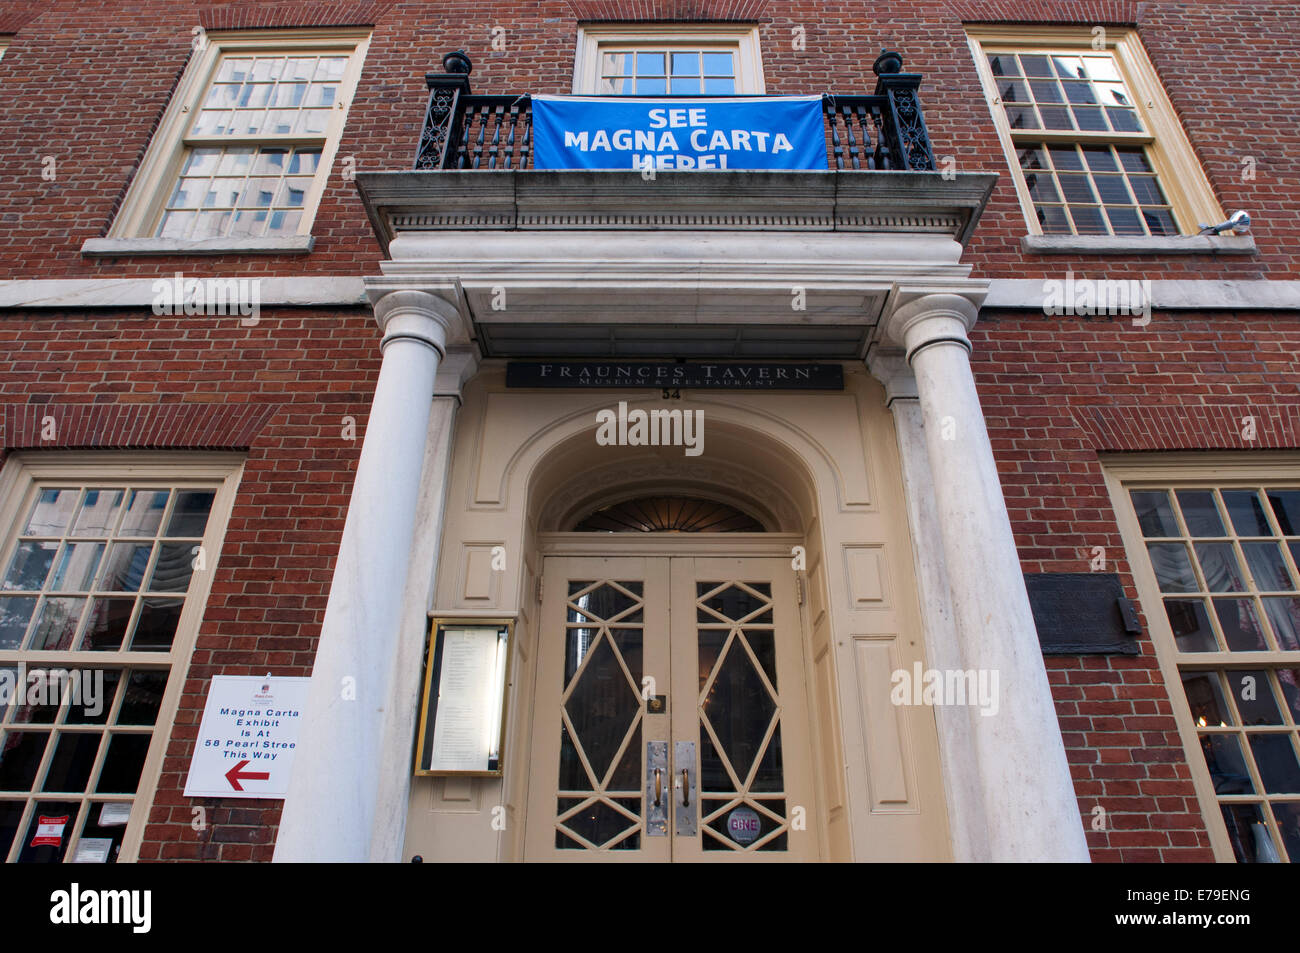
[523,552,818,861]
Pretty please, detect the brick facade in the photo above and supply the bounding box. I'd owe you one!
[1,0,1296,862]
[973,310,1300,861]
[0,308,378,860]
[2,1,1296,279]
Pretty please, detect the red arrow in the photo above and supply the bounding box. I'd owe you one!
[225,759,270,792]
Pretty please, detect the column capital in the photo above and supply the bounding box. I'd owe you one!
[434,346,480,402]
[880,285,987,365]
[370,288,468,357]
[865,348,918,405]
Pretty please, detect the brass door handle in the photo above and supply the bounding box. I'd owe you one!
[646,742,668,836]
[674,741,696,836]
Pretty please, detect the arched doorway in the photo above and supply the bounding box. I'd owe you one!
[403,377,952,863]
[523,489,818,860]
[493,404,828,861]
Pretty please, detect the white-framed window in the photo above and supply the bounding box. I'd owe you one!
[967,27,1224,238]
[0,453,243,863]
[101,29,369,250]
[1106,456,1300,862]
[573,25,765,95]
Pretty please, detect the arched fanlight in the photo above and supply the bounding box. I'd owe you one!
[572,496,766,533]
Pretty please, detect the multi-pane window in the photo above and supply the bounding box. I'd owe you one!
[159,52,350,240]
[968,30,1225,239]
[1127,485,1300,862]
[0,473,230,863]
[988,51,1142,136]
[575,28,763,96]
[986,50,1172,236]
[105,31,368,245]
[1016,140,1176,237]
[599,50,737,95]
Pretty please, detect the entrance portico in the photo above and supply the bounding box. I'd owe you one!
[273,169,1089,863]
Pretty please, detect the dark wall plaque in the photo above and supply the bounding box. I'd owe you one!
[1024,573,1142,655]
[506,361,843,390]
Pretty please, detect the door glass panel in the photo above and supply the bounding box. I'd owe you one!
[609,628,643,683]
[553,579,645,851]
[557,722,588,791]
[702,798,788,852]
[695,580,788,851]
[698,630,726,690]
[750,723,785,792]
[559,797,641,850]
[565,636,638,784]
[698,582,773,623]
[607,722,642,792]
[537,561,809,861]
[703,636,777,783]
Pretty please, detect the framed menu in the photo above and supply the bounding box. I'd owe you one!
[414,618,514,776]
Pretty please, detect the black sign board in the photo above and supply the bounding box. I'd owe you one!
[506,361,843,390]
[1024,573,1142,655]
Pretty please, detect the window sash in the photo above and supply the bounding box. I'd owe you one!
[1108,461,1300,863]
[574,26,764,96]
[983,47,1148,138]
[0,455,242,864]
[106,30,369,241]
[968,28,1223,238]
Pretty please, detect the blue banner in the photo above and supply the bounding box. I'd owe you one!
[531,95,828,171]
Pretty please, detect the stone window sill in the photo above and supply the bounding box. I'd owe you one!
[80,236,315,257]
[1021,234,1256,256]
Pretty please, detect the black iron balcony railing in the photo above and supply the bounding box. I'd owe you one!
[414,50,936,173]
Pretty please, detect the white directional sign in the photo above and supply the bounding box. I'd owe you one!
[184,675,310,799]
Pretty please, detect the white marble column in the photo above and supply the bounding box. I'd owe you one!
[867,351,991,863]
[368,348,478,862]
[877,291,1090,863]
[274,290,463,863]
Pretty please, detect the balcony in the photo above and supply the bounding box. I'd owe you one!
[355,51,995,360]
[413,50,939,172]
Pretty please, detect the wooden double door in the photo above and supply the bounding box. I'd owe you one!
[524,555,817,861]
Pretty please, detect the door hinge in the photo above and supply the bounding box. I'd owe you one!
[795,574,805,606]
[535,574,544,604]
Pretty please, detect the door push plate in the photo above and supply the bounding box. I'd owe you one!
[674,741,697,837]
[646,741,668,836]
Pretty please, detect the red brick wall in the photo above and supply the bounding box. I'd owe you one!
[0,0,1296,279]
[0,307,380,860]
[972,308,1300,861]
[7,305,1292,861]
[2,0,1297,862]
